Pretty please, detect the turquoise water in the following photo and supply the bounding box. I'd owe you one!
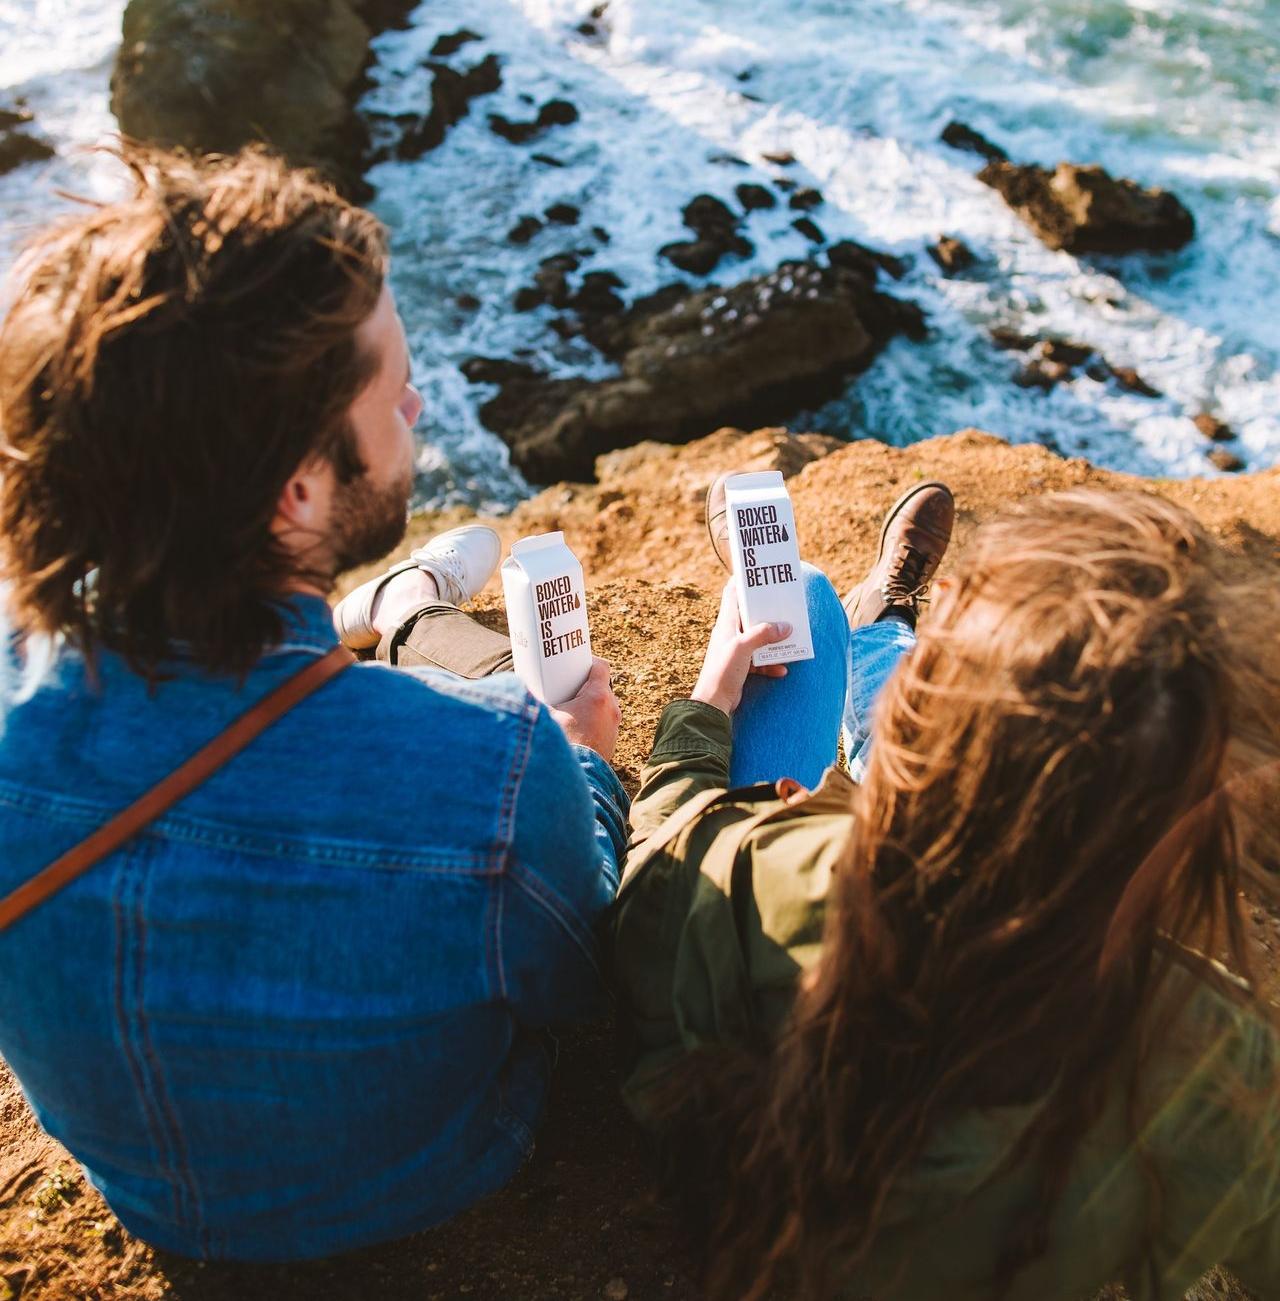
[3,0,1278,505]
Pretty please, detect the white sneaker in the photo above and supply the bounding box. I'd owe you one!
[332,525,502,650]
[409,525,502,607]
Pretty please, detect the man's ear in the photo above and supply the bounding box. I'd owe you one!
[271,454,335,543]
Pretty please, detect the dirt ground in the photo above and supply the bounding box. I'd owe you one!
[3,428,1278,1300]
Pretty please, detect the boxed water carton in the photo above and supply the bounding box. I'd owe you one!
[723,471,814,666]
[501,531,593,705]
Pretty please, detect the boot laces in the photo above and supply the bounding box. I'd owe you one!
[880,543,934,607]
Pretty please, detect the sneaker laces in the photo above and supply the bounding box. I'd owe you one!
[415,543,467,603]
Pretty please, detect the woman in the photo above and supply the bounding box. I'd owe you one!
[611,485,1280,1301]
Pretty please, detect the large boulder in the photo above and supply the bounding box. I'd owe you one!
[110,0,403,191]
[466,256,925,483]
[978,160,1194,255]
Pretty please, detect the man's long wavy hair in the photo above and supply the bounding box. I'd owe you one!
[0,144,388,678]
[658,488,1280,1300]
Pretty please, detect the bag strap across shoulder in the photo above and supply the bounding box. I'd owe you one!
[0,645,353,933]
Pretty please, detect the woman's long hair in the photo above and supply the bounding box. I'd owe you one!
[657,488,1280,1300]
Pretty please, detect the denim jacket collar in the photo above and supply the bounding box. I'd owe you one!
[267,594,339,657]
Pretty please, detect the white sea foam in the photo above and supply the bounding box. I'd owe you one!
[2,0,1277,504]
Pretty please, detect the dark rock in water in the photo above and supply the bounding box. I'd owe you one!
[582,269,625,291]
[352,0,418,31]
[533,264,574,308]
[539,99,579,127]
[788,187,823,211]
[592,225,611,243]
[570,272,625,318]
[430,28,481,57]
[773,177,797,192]
[978,160,1195,255]
[990,326,1037,351]
[111,0,377,191]
[550,316,582,340]
[576,20,599,36]
[514,286,545,312]
[461,356,544,385]
[1207,447,1244,473]
[1014,360,1073,391]
[683,194,738,238]
[455,293,481,311]
[398,55,502,159]
[540,252,582,274]
[490,97,578,144]
[0,111,55,175]
[1193,413,1235,442]
[660,239,725,276]
[1109,365,1162,397]
[792,217,825,244]
[465,260,927,482]
[735,183,776,211]
[545,202,581,225]
[940,120,1008,163]
[531,152,565,167]
[709,152,750,168]
[507,215,543,245]
[927,236,975,274]
[762,150,796,166]
[828,240,907,281]
[1041,339,1093,367]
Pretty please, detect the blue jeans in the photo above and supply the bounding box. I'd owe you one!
[730,564,917,788]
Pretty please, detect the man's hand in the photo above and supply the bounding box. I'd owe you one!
[690,582,792,717]
[550,657,622,761]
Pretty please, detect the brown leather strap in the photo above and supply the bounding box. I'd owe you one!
[0,645,353,933]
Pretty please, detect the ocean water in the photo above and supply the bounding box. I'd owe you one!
[2,0,1278,508]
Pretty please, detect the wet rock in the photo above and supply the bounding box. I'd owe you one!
[571,271,626,317]
[927,235,975,274]
[762,150,796,166]
[545,202,581,225]
[534,264,574,308]
[514,287,545,312]
[489,97,578,144]
[940,120,1008,163]
[507,215,543,245]
[735,182,776,212]
[828,240,908,281]
[430,28,481,57]
[539,252,582,274]
[110,0,378,190]
[659,240,723,276]
[576,20,599,36]
[1109,365,1162,397]
[1207,447,1244,473]
[978,160,1195,255]
[531,152,565,167]
[792,217,825,244]
[990,327,1037,351]
[455,293,481,310]
[1193,413,1235,442]
[788,186,824,211]
[1041,339,1093,367]
[0,107,55,175]
[591,225,611,243]
[397,54,503,159]
[460,356,544,385]
[709,152,749,168]
[465,259,927,482]
[1015,360,1073,391]
[773,177,797,193]
[683,194,738,238]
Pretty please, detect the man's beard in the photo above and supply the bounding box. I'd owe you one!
[328,462,413,578]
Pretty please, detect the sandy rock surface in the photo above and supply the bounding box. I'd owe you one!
[3,428,1277,1300]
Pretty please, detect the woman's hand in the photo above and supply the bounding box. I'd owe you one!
[690,582,792,717]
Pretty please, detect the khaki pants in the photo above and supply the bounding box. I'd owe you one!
[373,601,514,679]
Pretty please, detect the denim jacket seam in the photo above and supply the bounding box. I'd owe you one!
[488,694,540,1002]
[0,781,500,873]
[506,858,602,977]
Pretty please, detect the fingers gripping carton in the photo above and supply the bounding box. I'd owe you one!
[501,532,593,705]
[723,471,814,666]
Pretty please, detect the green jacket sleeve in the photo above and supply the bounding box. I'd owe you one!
[628,699,733,844]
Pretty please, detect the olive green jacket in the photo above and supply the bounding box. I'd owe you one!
[610,700,1280,1301]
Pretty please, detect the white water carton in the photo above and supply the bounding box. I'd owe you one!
[723,471,813,667]
[501,531,593,705]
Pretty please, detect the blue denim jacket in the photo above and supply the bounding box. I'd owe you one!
[0,595,628,1261]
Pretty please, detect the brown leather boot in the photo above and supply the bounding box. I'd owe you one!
[705,470,735,571]
[843,481,955,630]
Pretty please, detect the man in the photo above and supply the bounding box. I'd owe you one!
[0,146,626,1260]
